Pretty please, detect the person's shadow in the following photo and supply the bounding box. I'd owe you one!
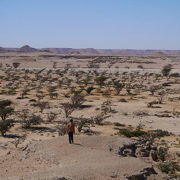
[73,143,82,146]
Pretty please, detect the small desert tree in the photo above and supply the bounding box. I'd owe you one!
[61,102,75,118]
[76,117,93,132]
[0,107,14,121]
[149,85,161,96]
[22,114,43,129]
[0,119,14,136]
[101,100,113,115]
[112,80,124,95]
[12,62,21,69]
[161,64,172,77]
[0,100,14,120]
[70,92,85,109]
[95,76,107,87]
[0,100,14,136]
[92,113,108,125]
[157,90,166,104]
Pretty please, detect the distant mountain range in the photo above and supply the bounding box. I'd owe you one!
[1,45,180,56]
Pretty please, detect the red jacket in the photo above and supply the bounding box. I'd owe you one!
[66,123,75,133]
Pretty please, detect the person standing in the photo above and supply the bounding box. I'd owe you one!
[66,119,75,144]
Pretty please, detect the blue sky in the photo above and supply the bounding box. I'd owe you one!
[0,0,180,49]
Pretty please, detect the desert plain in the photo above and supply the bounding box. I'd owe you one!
[0,50,179,180]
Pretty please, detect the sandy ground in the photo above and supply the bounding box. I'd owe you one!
[0,136,163,180]
[0,52,180,71]
[0,52,179,179]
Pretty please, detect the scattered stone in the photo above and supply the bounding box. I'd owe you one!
[6,151,11,155]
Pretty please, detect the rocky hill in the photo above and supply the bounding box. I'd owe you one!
[1,45,180,56]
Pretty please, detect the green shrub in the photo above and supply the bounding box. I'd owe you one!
[150,129,172,139]
[154,149,168,161]
[158,161,180,174]
[118,128,147,138]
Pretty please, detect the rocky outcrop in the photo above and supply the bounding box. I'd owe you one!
[126,167,157,180]
[118,141,138,157]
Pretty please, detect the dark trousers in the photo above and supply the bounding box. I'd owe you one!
[68,131,74,144]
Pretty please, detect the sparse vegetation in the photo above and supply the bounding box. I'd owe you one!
[22,114,43,129]
[161,64,173,77]
[158,161,180,174]
[117,128,147,137]
[0,119,14,136]
[0,100,14,120]
[0,53,179,179]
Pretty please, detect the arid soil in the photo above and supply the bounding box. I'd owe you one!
[0,52,179,180]
[0,52,180,70]
[0,136,162,180]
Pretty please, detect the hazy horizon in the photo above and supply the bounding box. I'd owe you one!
[1,0,180,50]
[1,45,180,51]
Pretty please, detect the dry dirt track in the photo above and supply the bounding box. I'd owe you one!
[0,136,162,180]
